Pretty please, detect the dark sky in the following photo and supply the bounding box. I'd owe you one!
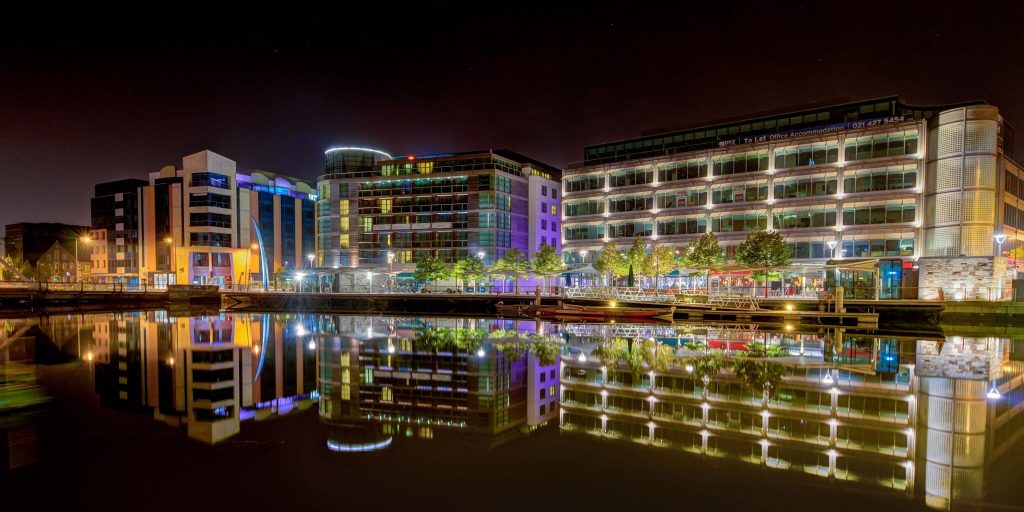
[3,2,1023,230]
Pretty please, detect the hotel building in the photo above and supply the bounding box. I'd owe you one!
[93,150,317,287]
[316,148,561,272]
[561,97,1020,299]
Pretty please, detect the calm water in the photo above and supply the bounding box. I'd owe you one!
[0,311,1021,511]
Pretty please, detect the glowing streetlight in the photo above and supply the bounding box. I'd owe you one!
[307,253,315,269]
[577,352,587,362]
[75,235,92,283]
[476,347,485,357]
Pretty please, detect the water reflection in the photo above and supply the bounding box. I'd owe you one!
[0,312,1021,511]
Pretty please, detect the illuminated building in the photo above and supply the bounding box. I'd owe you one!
[315,148,561,275]
[96,150,316,287]
[558,326,1024,510]
[2,222,90,278]
[89,179,146,284]
[562,97,1020,299]
[315,316,559,447]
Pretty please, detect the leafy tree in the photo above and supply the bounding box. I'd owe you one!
[0,255,33,281]
[491,248,529,294]
[593,241,628,283]
[530,243,565,292]
[642,241,677,285]
[626,237,648,278]
[453,256,485,289]
[735,230,791,296]
[414,256,452,287]
[684,232,725,288]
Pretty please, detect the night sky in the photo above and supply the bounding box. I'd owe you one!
[3,3,1023,230]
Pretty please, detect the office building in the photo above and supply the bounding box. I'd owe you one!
[316,148,561,273]
[92,150,318,287]
[561,97,1019,299]
[90,179,147,285]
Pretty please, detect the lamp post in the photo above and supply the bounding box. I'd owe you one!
[995,234,1007,299]
[386,251,395,293]
[827,240,839,295]
[75,235,91,283]
[248,243,258,291]
[164,237,175,287]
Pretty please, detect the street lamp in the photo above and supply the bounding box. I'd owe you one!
[580,250,588,266]
[827,240,838,259]
[307,253,315,269]
[477,250,485,262]
[164,237,175,287]
[387,252,395,293]
[994,234,1007,256]
[75,235,92,283]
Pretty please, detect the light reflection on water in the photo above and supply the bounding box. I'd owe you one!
[0,310,1021,511]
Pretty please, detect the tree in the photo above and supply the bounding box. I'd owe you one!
[593,241,628,284]
[453,256,485,290]
[626,237,648,278]
[491,248,529,294]
[0,255,33,281]
[684,232,725,288]
[643,241,677,286]
[530,243,565,293]
[414,256,452,288]
[735,230,791,297]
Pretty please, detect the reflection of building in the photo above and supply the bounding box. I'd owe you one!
[315,316,559,448]
[559,331,1024,510]
[315,148,561,271]
[563,97,1021,299]
[87,311,315,444]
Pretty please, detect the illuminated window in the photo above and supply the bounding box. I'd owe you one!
[339,234,350,249]
[341,384,350,400]
[339,200,349,215]
[417,162,433,174]
[340,218,350,231]
[380,199,392,214]
[381,386,393,402]
[550,205,558,215]
[360,217,373,232]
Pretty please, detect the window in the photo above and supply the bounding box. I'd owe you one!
[541,185,548,196]
[657,216,707,235]
[773,209,837,229]
[565,200,604,217]
[658,160,708,182]
[712,151,768,176]
[608,195,653,213]
[190,192,232,208]
[712,183,768,204]
[843,166,917,194]
[189,172,231,189]
[774,142,839,169]
[841,238,915,258]
[773,175,838,199]
[656,189,707,208]
[541,202,547,213]
[607,221,653,238]
[564,226,604,241]
[711,213,767,232]
[541,219,548,230]
[842,202,916,226]
[189,233,232,247]
[189,212,232,228]
[844,131,919,161]
[565,175,604,192]
[550,205,558,215]
[551,188,558,198]
[609,168,654,187]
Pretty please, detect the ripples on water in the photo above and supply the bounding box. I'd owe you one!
[0,310,1021,511]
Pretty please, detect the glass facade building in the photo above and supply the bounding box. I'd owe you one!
[562,97,1022,299]
[316,148,561,270]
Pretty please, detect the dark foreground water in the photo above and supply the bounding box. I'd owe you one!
[0,311,1021,511]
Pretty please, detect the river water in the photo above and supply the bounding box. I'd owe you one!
[0,310,1021,511]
